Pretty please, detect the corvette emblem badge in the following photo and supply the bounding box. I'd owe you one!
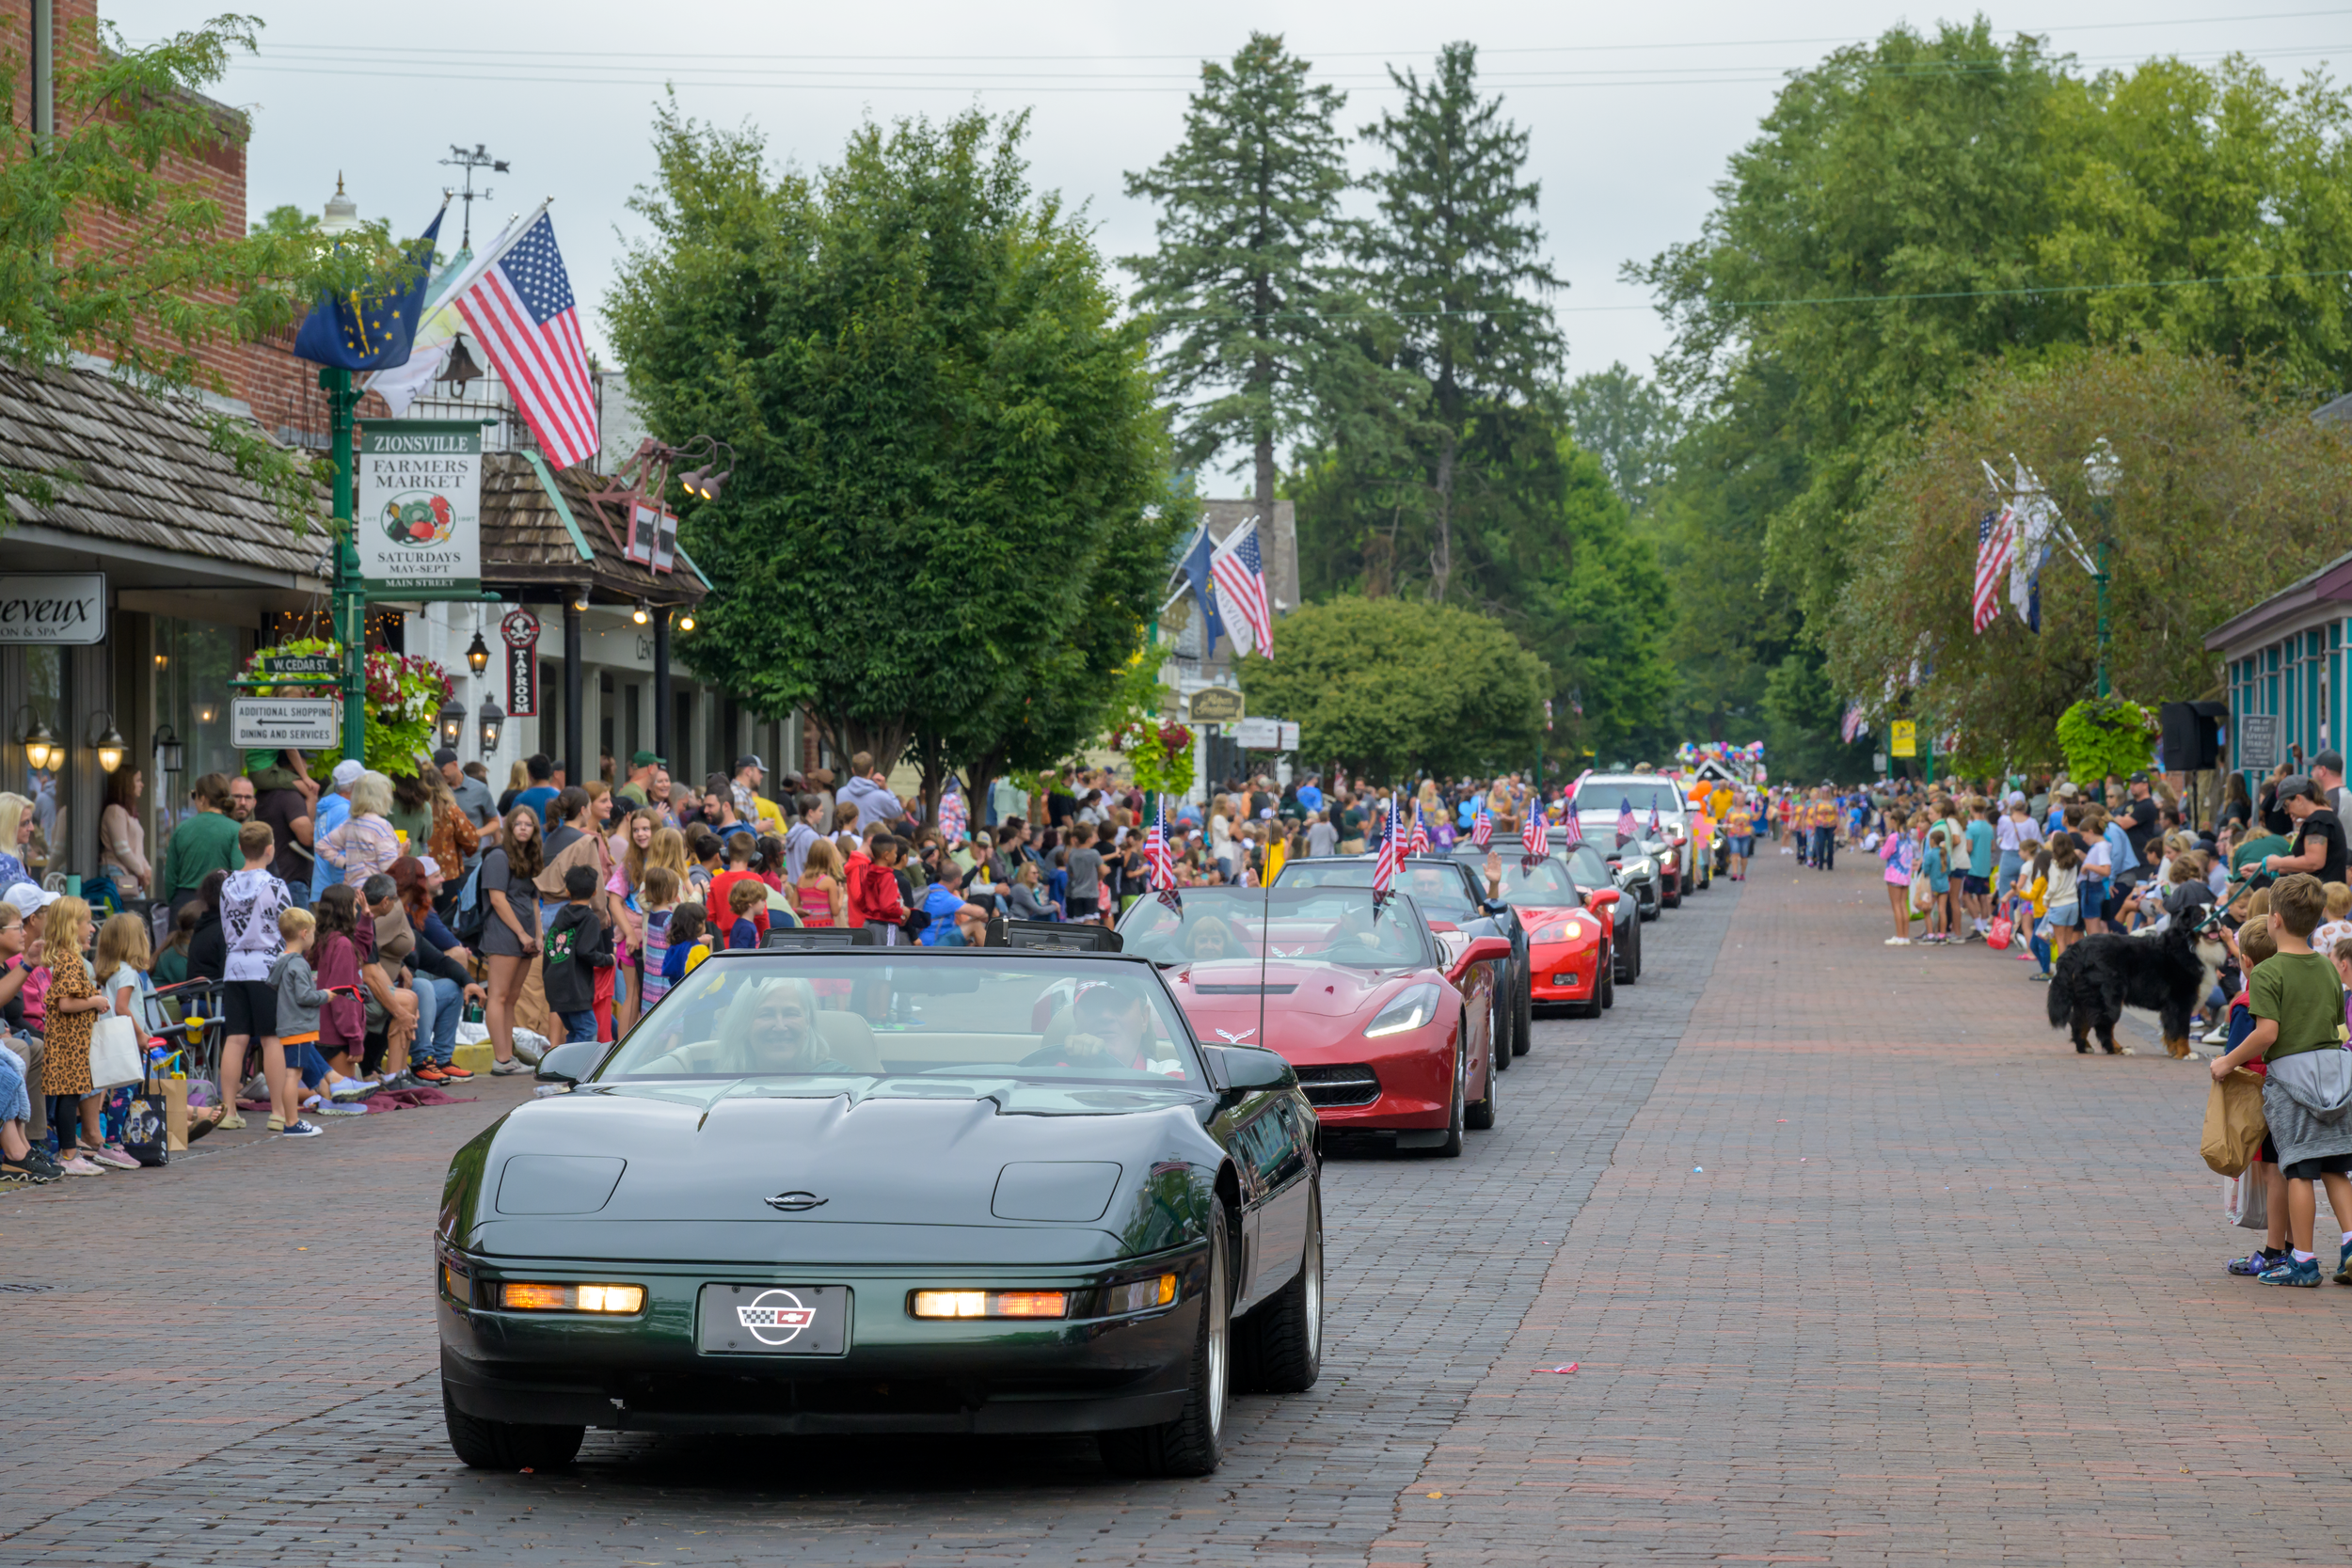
[1215,1028,1257,1043]
[737,1288,817,1346]
[766,1191,827,1212]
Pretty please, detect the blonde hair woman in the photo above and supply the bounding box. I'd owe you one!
[320,770,400,888]
[796,837,847,927]
[0,791,36,891]
[39,897,120,1172]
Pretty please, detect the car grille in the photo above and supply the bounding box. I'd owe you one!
[1295,1064,1381,1108]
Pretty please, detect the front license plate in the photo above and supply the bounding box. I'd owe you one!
[697,1283,850,1355]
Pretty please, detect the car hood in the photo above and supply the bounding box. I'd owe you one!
[1163,958,1437,1057]
[445,1083,1223,1264]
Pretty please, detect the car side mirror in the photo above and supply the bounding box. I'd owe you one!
[1585,888,1622,912]
[535,1039,607,1089]
[1206,1043,1295,1095]
[1447,934,1513,985]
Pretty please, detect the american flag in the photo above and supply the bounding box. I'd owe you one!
[1406,803,1430,855]
[455,213,599,468]
[1972,505,2013,634]
[1840,703,1867,744]
[1521,803,1548,857]
[1615,799,1639,845]
[1471,810,1492,847]
[1208,519,1274,657]
[1558,804,1583,846]
[1146,798,1176,892]
[1647,803,1663,837]
[1372,801,1401,896]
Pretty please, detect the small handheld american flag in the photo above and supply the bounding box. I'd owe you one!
[1372,803,1401,896]
[1146,800,1176,892]
[1647,803,1663,837]
[1471,810,1493,847]
[1407,803,1431,855]
[1558,803,1583,846]
[1615,799,1639,845]
[1521,803,1547,857]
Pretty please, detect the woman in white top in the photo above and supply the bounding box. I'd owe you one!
[99,768,152,898]
[1208,800,1235,879]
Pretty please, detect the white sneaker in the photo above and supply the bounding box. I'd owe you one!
[2202,1024,2230,1046]
[1884,936,1911,945]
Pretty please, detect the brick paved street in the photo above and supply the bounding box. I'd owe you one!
[8,861,2352,1565]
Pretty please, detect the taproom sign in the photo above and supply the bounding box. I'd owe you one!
[357,420,482,594]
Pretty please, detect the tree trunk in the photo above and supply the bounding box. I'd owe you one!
[1430,424,1456,604]
[914,731,946,832]
[814,708,912,795]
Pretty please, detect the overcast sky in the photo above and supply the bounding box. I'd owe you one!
[114,0,2340,470]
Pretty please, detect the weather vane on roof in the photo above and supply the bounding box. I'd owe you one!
[438,143,509,250]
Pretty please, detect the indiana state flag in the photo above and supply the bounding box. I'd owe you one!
[294,198,449,371]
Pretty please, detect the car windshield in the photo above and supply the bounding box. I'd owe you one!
[1273,859,1480,920]
[1472,855,1583,909]
[1119,887,1432,969]
[1572,781,1686,818]
[596,955,1204,1085]
[1562,844,1614,886]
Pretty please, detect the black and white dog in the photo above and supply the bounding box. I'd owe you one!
[2046,916,2230,1057]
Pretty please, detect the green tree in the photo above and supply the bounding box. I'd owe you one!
[1821,344,2352,768]
[1123,34,1349,525]
[0,14,405,527]
[1357,41,1563,603]
[1532,442,1677,766]
[608,104,1175,807]
[1234,595,1548,779]
[1563,361,1681,516]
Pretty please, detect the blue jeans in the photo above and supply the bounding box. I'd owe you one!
[559,1008,598,1043]
[412,974,463,1067]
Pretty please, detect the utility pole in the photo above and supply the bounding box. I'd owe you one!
[438,143,508,250]
[324,367,367,759]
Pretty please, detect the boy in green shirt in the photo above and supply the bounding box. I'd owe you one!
[2211,873,2352,1287]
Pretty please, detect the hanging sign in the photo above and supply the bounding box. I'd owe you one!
[0,573,105,644]
[1233,717,1281,750]
[357,420,483,594]
[260,653,337,679]
[1890,721,1917,758]
[230,697,340,749]
[627,502,680,573]
[1188,687,1245,723]
[501,608,541,718]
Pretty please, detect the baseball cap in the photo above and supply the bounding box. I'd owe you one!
[330,759,364,789]
[2318,750,2345,777]
[2056,781,2080,799]
[631,749,666,767]
[736,753,765,773]
[3,883,57,921]
[431,747,459,768]
[2280,772,2323,804]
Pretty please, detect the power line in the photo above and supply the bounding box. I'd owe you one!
[181,8,2352,65]
[1136,269,2352,324]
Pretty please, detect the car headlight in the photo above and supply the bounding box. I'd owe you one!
[910,1289,1070,1319]
[1366,981,1443,1037]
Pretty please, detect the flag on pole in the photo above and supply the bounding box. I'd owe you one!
[1840,703,1867,744]
[1971,505,2012,634]
[1146,800,1177,892]
[1558,804,1583,846]
[293,198,450,371]
[1407,803,1431,855]
[1615,799,1639,845]
[1208,518,1274,657]
[1372,803,1401,896]
[1160,522,1228,650]
[454,209,599,468]
[1647,803,1663,838]
[1471,809,1493,847]
[1521,803,1547,857]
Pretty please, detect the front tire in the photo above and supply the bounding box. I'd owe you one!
[1101,1206,1232,1477]
[1235,1189,1322,1393]
[1433,1038,1466,1157]
[1512,973,1533,1056]
[1599,952,1616,1011]
[442,1388,584,1471]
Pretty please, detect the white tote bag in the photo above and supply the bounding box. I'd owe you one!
[87,1013,144,1092]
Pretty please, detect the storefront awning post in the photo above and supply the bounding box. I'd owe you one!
[324,365,367,761]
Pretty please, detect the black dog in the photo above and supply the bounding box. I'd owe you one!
[2046,920,2229,1057]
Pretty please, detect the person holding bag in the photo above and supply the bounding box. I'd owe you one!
[37,897,120,1173]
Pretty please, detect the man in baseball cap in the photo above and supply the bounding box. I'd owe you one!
[618,750,666,811]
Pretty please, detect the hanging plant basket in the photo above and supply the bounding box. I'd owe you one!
[2054,695,2157,785]
[239,639,453,777]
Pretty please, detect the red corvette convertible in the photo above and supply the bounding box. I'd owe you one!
[1117,887,1511,1157]
[1488,855,1619,1018]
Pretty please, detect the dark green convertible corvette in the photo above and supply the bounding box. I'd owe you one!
[436,944,1324,1477]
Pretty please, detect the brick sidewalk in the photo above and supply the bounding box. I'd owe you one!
[1376,860,2352,1567]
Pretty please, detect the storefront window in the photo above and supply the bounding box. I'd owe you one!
[22,644,65,879]
[153,617,246,867]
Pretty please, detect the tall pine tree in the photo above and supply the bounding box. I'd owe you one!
[1124,34,1349,521]
[1358,41,1563,603]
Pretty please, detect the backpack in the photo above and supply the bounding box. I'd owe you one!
[450,863,488,946]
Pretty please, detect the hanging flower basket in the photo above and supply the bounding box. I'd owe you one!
[240,639,453,778]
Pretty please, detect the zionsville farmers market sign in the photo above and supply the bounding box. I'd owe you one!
[356,420,483,595]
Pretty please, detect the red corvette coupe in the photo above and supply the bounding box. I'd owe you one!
[1488,855,1619,1018]
[1118,887,1511,1157]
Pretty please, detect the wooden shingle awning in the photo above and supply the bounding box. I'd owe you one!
[478,451,708,608]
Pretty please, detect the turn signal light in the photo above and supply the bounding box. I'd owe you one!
[499,1282,645,1313]
[910,1289,1070,1319]
[1104,1274,1179,1315]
